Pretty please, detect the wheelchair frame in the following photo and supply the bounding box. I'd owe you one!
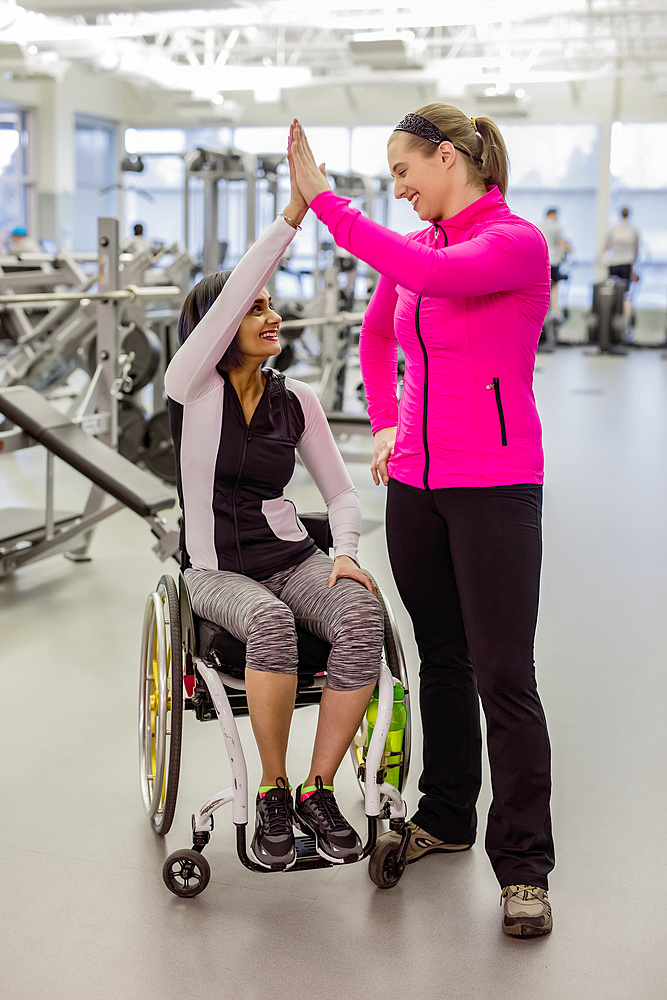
[139,520,413,895]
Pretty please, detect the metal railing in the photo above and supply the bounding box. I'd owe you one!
[0,284,182,307]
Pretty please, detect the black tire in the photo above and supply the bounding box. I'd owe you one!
[368,838,405,889]
[153,575,183,835]
[138,575,183,836]
[163,849,210,898]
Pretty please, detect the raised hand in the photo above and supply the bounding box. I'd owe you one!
[289,119,331,204]
[284,132,309,226]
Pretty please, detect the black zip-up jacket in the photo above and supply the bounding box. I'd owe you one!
[165,216,361,579]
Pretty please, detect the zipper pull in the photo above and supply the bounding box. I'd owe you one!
[246,426,251,441]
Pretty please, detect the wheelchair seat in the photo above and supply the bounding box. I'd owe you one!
[196,615,331,686]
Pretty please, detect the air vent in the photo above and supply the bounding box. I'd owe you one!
[348,34,424,71]
[466,86,532,117]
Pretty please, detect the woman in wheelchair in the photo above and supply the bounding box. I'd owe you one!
[164,156,383,871]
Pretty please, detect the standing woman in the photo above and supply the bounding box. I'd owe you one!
[290,107,555,936]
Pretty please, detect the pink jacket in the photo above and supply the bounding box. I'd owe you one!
[311,186,550,489]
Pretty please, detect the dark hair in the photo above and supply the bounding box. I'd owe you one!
[389,102,510,198]
[546,207,558,217]
[621,206,631,219]
[133,223,144,235]
[177,269,244,371]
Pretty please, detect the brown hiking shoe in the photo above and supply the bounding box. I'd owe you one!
[501,884,553,937]
[379,820,472,864]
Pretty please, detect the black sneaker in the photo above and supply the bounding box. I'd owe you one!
[250,778,296,871]
[294,776,362,864]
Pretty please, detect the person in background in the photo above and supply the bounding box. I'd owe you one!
[121,222,153,256]
[539,208,572,315]
[290,107,554,938]
[604,206,639,336]
[8,226,41,255]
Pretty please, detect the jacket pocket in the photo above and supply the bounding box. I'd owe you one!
[261,497,308,542]
[488,377,508,446]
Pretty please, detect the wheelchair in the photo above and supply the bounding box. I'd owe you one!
[138,513,413,896]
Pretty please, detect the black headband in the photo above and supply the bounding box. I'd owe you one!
[393,112,483,166]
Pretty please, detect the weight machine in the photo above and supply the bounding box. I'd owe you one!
[184,146,259,277]
[586,278,629,355]
[0,218,181,577]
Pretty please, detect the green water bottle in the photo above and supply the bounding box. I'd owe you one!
[365,679,407,789]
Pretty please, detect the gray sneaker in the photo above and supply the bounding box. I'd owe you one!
[501,884,553,937]
[250,778,296,871]
[294,777,362,864]
[379,820,472,864]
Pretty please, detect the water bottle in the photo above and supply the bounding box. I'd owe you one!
[365,679,407,788]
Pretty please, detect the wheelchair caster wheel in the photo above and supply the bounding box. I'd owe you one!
[368,838,406,889]
[163,849,210,897]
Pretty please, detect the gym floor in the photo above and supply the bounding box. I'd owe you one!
[1,343,665,1000]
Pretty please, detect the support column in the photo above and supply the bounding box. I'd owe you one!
[35,80,76,249]
[593,75,620,281]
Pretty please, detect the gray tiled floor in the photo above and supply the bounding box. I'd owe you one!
[1,346,666,999]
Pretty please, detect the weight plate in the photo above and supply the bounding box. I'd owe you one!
[143,409,177,485]
[118,399,148,463]
[121,324,162,392]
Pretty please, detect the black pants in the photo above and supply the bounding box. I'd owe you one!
[386,479,554,888]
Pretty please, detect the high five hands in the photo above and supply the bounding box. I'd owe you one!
[288,120,392,491]
[288,119,331,204]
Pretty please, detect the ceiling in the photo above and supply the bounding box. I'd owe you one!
[2,1,667,114]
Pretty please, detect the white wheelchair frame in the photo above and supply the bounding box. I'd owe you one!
[138,560,413,896]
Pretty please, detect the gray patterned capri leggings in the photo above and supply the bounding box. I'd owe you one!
[184,550,383,692]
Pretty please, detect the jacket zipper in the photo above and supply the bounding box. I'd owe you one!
[415,223,448,489]
[228,375,267,574]
[490,377,508,446]
[231,424,251,573]
[414,296,430,489]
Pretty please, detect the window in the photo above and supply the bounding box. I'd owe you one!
[501,123,601,308]
[123,127,235,254]
[610,123,667,308]
[75,115,117,252]
[0,103,32,249]
[123,154,185,251]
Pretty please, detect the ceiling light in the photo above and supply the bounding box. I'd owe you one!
[254,84,281,104]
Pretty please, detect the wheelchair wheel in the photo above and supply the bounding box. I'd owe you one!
[349,583,412,817]
[368,837,406,889]
[138,574,183,835]
[163,849,210,898]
